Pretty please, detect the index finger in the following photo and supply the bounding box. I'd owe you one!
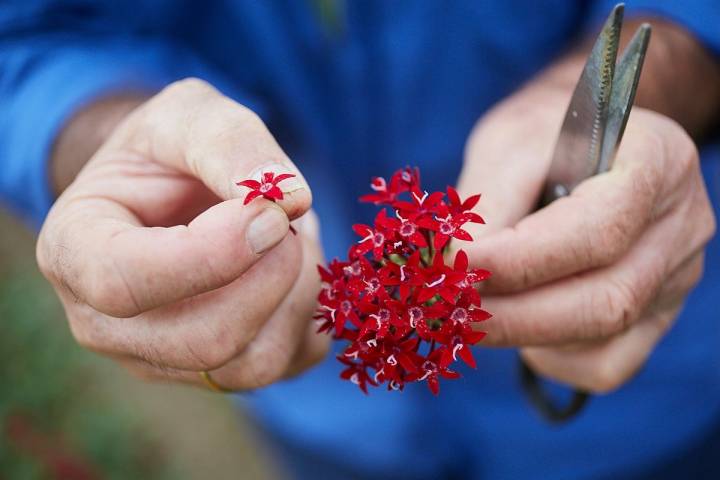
[105,78,312,219]
[39,196,292,318]
[464,115,669,293]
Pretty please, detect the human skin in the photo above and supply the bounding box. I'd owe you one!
[39,80,329,389]
[38,19,719,392]
[457,20,720,392]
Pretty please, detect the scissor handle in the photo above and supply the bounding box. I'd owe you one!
[519,359,590,423]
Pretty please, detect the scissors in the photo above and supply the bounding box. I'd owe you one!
[519,3,651,423]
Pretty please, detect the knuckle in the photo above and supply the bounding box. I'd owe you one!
[586,359,627,394]
[645,112,698,177]
[67,317,95,351]
[689,255,706,288]
[162,77,215,99]
[590,218,632,266]
[234,102,264,128]
[308,336,331,366]
[503,238,534,289]
[83,260,141,318]
[246,338,294,389]
[124,364,156,382]
[182,323,239,371]
[676,139,699,173]
[65,308,109,354]
[589,279,639,337]
[701,205,717,244]
[666,121,698,170]
[35,234,53,279]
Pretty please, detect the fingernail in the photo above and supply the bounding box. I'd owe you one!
[247,208,289,254]
[245,163,309,193]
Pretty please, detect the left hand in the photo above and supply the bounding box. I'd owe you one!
[457,86,716,393]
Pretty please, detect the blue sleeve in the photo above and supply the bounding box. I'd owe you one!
[0,8,261,228]
[586,0,720,56]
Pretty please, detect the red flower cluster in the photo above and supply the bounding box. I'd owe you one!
[315,167,492,395]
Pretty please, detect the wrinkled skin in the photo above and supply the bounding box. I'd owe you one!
[37,79,329,390]
[458,84,716,393]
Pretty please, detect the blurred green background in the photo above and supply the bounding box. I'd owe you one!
[0,211,280,479]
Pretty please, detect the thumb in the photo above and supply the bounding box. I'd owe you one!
[107,78,312,220]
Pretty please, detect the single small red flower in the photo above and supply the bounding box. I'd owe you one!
[237,171,298,234]
[237,171,295,205]
[315,167,492,396]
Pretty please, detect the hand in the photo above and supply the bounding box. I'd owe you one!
[457,86,716,393]
[37,78,329,390]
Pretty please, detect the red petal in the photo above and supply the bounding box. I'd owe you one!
[410,232,427,247]
[359,193,386,204]
[266,185,284,200]
[439,287,456,304]
[398,353,418,373]
[462,194,481,211]
[432,249,445,268]
[472,269,492,281]
[463,212,485,224]
[417,288,436,304]
[427,376,440,395]
[262,172,275,183]
[464,330,487,344]
[446,186,461,206]
[454,250,468,271]
[458,345,477,369]
[399,285,411,302]
[470,308,492,322]
[425,191,446,207]
[453,229,473,242]
[434,233,449,250]
[440,369,460,379]
[272,173,296,184]
[352,224,372,237]
[440,348,454,368]
[416,217,438,230]
[243,190,262,205]
[317,265,334,282]
[237,179,261,189]
[393,200,417,211]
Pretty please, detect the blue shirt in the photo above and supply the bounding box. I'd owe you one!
[1,1,719,478]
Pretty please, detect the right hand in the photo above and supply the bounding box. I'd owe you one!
[37,78,329,391]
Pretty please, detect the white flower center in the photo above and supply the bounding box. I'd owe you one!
[451,307,468,323]
[372,232,385,247]
[371,177,387,191]
[399,223,416,237]
[365,277,381,293]
[259,182,273,193]
[439,221,454,235]
[408,307,423,328]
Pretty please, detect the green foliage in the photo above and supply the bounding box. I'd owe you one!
[0,267,181,479]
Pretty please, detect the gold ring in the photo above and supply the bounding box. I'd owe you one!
[199,371,231,393]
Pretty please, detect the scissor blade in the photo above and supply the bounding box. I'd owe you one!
[543,3,624,203]
[597,23,651,173]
